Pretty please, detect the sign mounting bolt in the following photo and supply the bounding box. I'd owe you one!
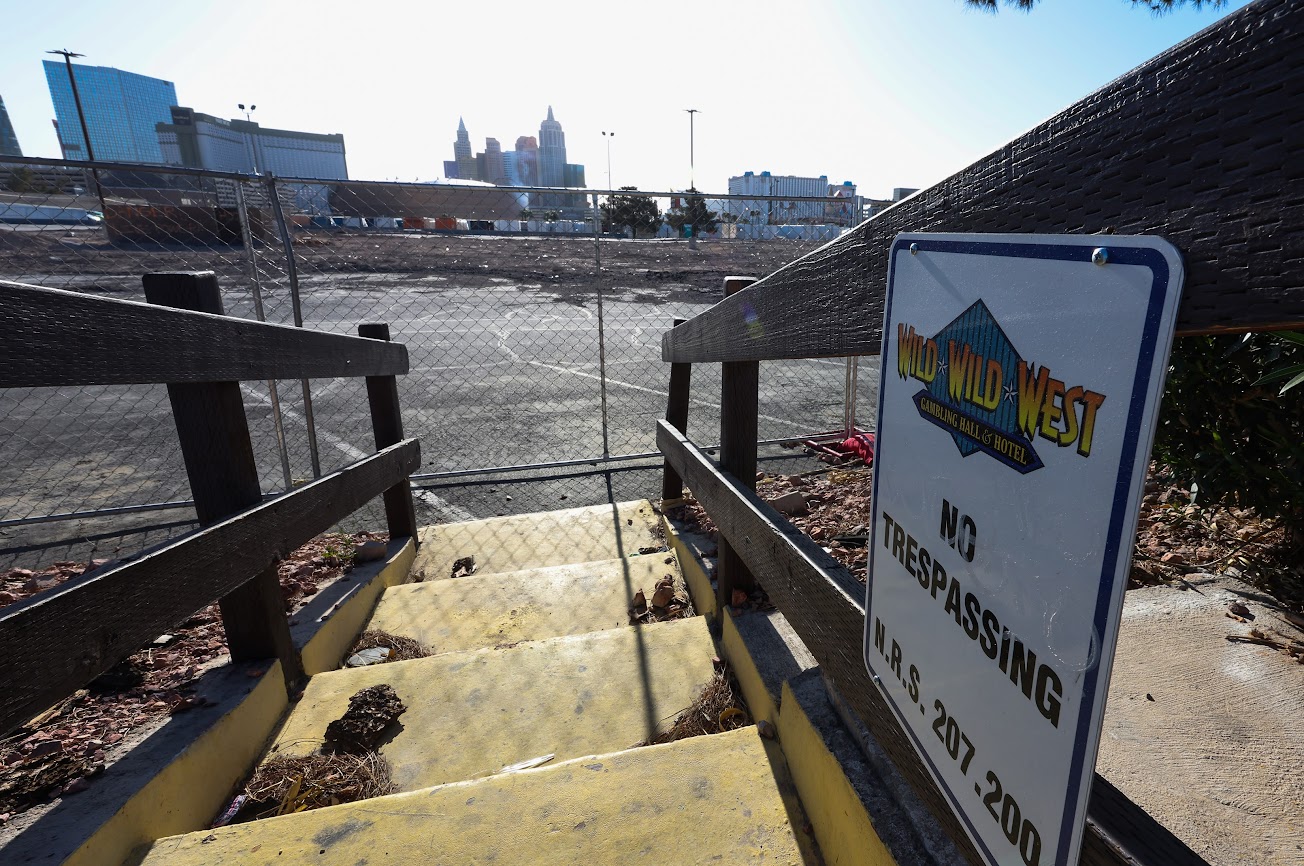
[909,243,920,255]
[1092,247,1109,267]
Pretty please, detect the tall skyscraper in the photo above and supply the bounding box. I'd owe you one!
[0,95,21,157]
[43,60,177,163]
[514,135,538,186]
[482,137,505,185]
[537,106,566,188]
[453,118,477,181]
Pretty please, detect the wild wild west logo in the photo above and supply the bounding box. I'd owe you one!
[896,300,1105,474]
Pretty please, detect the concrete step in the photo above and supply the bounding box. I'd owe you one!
[412,499,664,581]
[367,553,686,655]
[267,616,719,793]
[135,727,813,866]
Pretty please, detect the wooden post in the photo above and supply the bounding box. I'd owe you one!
[661,317,692,502]
[358,323,419,542]
[143,271,302,684]
[717,276,759,613]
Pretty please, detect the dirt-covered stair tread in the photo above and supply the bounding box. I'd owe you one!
[412,499,664,580]
[269,616,718,792]
[134,727,814,865]
[367,552,687,654]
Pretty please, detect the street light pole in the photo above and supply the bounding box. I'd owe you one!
[684,109,698,191]
[47,49,105,212]
[237,103,258,173]
[601,130,614,189]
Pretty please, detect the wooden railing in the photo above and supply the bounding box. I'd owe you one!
[0,272,420,736]
[658,3,1304,865]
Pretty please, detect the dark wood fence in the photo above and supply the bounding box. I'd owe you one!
[0,273,420,736]
[659,3,1304,865]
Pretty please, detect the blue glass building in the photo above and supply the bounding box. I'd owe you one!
[43,61,177,164]
[0,95,21,157]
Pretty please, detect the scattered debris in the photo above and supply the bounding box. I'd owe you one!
[1226,628,1304,662]
[238,752,396,821]
[353,540,388,563]
[630,574,694,625]
[651,577,676,609]
[348,630,430,663]
[645,668,749,745]
[345,647,392,667]
[1227,601,1255,622]
[450,556,477,578]
[499,754,554,774]
[769,491,809,517]
[323,685,407,754]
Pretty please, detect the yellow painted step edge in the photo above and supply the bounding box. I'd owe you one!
[66,661,288,866]
[29,540,417,866]
[661,506,900,866]
[779,679,900,866]
[296,538,417,675]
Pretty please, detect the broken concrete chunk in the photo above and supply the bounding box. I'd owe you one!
[354,540,387,563]
[769,491,809,517]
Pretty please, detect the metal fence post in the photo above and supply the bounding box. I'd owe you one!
[236,180,294,491]
[844,356,860,437]
[592,192,611,461]
[266,174,323,478]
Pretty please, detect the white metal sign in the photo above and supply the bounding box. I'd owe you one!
[864,234,1183,866]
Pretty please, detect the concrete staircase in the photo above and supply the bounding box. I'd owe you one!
[133,501,819,865]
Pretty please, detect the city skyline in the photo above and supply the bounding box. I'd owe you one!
[0,1,1251,196]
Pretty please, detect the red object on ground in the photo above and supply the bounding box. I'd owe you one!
[840,433,876,465]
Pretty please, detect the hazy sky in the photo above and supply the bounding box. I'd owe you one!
[0,0,1249,196]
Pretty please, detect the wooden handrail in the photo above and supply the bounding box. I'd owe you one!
[0,276,409,387]
[0,438,420,736]
[663,0,1304,364]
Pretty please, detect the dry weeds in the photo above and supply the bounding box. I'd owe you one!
[646,668,749,745]
[240,752,396,819]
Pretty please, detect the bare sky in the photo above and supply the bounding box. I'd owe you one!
[0,0,1250,196]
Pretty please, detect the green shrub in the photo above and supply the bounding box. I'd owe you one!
[1154,332,1304,551]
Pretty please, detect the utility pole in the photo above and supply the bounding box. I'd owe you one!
[601,130,615,189]
[685,109,698,190]
[685,109,699,249]
[47,49,105,213]
[237,103,258,173]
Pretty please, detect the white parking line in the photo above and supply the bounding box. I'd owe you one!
[523,361,812,432]
[240,385,474,523]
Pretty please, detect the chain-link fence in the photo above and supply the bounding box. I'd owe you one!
[1,156,879,569]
